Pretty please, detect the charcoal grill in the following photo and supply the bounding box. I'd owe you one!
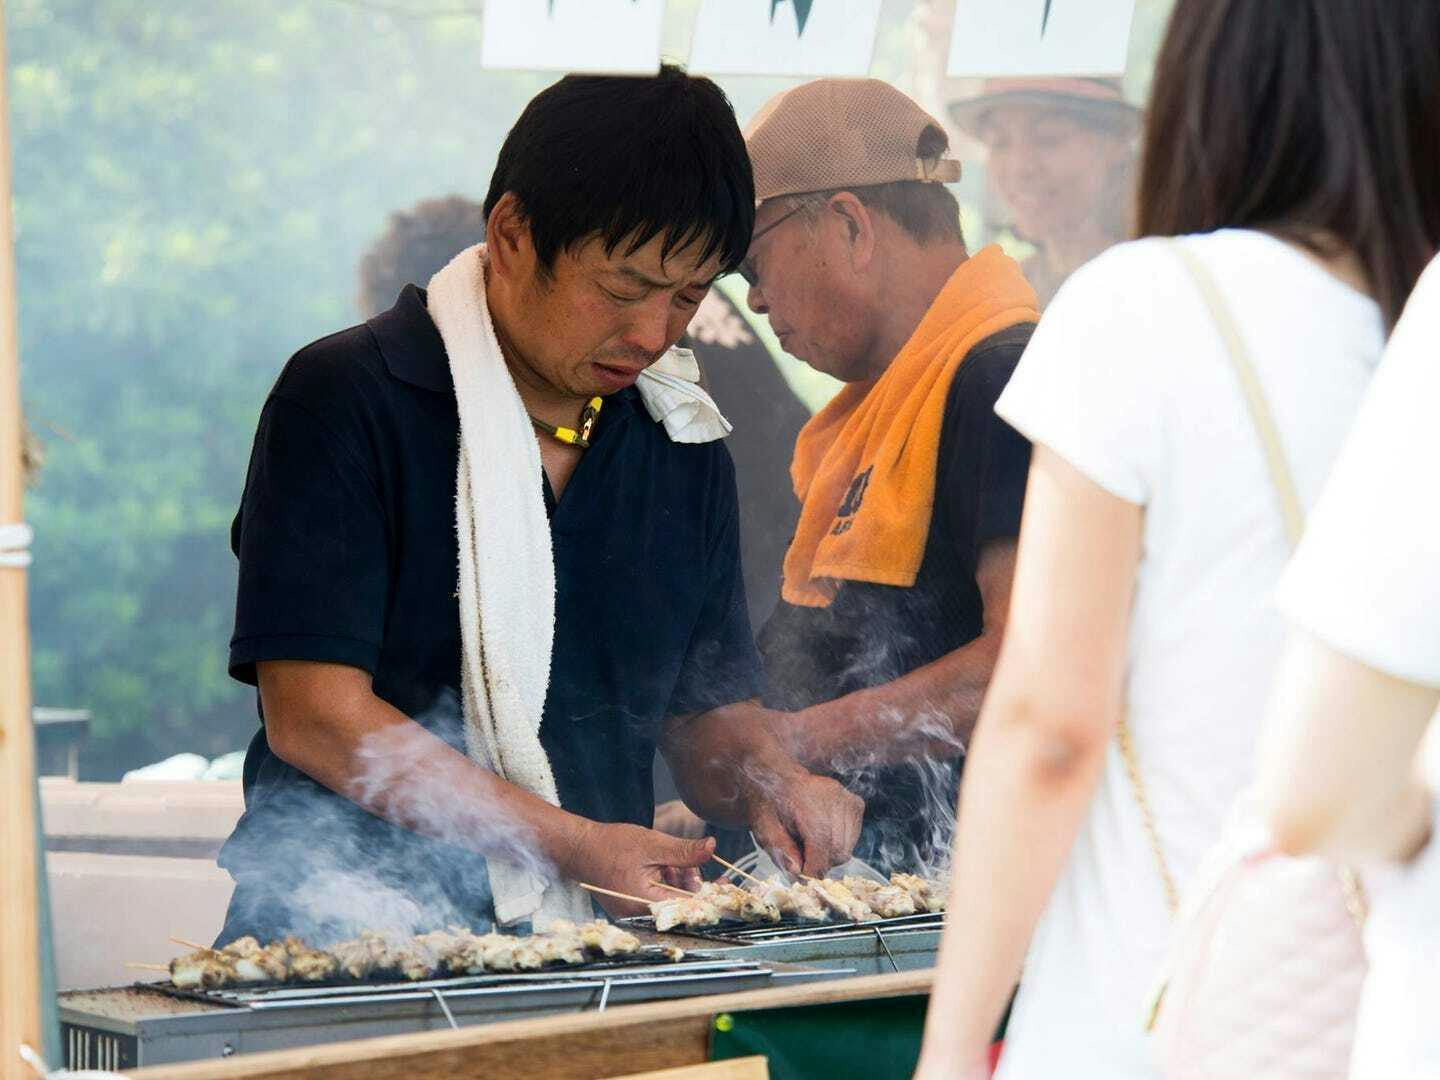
[620,910,944,945]
[58,952,849,1070]
[618,912,945,978]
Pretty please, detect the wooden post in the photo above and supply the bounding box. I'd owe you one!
[0,0,45,1075]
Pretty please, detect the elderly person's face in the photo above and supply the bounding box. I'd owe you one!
[978,105,1130,243]
[741,195,877,383]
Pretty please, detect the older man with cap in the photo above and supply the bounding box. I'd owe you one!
[739,79,1040,873]
[950,78,1141,307]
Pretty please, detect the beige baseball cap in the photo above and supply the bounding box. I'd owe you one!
[744,78,962,205]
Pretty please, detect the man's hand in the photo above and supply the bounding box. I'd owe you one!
[750,772,865,878]
[565,821,716,917]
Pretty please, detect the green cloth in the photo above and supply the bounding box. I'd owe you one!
[711,994,928,1080]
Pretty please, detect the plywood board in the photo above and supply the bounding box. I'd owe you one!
[688,0,883,78]
[947,0,1138,77]
[481,0,665,74]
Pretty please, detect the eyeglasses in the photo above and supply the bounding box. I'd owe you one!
[735,204,807,287]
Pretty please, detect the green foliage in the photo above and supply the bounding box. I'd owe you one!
[11,0,542,775]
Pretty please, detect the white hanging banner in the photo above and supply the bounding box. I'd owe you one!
[480,0,665,75]
[688,0,883,78]
[946,0,1138,77]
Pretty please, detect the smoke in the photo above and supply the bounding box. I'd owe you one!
[723,698,963,884]
[756,597,971,884]
[220,690,560,946]
[828,707,963,884]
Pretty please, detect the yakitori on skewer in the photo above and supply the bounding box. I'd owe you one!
[159,918,657,991]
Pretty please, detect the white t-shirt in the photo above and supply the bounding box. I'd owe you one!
[991,229,1385,1079]
[1276,254,1440,1080]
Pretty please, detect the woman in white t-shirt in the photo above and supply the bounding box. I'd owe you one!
[1254,256,1440,1079]
[915,2,1440,1078]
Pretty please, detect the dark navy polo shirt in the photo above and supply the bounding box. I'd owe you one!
[218,285,762,942]
[757,324,1034,873]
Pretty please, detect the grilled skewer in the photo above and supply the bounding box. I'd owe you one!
[652,894,724,932]
[890,872,946,913]
[805,878,877,922]
[168,948,237,990]
[754,878,830,921]
[224,936,291,982]
[550,918,644,958]
[151,870,946,991]
[330,931,389,980]
[283,936,340,982]
[698,881,782,923]
[156,913,672,991]
[841,877,918,919]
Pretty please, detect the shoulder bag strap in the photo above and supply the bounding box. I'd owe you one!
[1168,241,1305,546]
[1117,238,1307,919]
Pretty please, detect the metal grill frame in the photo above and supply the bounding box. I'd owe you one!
[61,957,849,1069]
[62,1023,137,1072]
[146,953,757,1011]
[618,912,946,976]
[617,910,944,944]
[149,946,716,1008]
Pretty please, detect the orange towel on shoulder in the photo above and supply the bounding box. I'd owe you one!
[782,245,1038,608]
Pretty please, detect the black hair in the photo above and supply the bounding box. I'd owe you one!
[1138,0,1440,330]
[794,182,964,247]
[850,182,963,246]
[356,195,488,317]
[483,65,755,275]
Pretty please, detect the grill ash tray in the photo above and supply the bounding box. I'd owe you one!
[145,948,743,1008]
[617,910,946,944]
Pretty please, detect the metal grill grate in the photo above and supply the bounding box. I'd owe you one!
[618,910,945,944]
[144,952,757,1010]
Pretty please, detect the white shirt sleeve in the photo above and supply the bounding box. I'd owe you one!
[1276,256,1440,688]
[994,240,1174,506]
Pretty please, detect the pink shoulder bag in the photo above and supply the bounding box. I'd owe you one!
[1119,241,1368,1080]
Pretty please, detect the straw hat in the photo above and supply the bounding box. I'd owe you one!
[948,77,1139,142]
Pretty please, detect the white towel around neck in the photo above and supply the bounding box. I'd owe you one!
[425,243,729,927]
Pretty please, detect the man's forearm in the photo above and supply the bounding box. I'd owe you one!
[779,539,1016,773]
[781,630,1002,772]
[260,664,592,876]
[660,701,808,827]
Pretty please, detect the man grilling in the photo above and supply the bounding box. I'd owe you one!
[740,80,1039,872]
[216,67,862,944]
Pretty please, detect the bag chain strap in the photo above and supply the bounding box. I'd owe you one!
[1117,713,1180,916]
[1116,239,1364,926]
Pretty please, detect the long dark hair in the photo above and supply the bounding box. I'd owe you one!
[1137,0,1440,329]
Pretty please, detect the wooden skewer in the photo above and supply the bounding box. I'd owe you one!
[710,854,765,886]
[649,880,696,897]
[126,962,170,972]
[170,936,209,952]
[578,882,654,906]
